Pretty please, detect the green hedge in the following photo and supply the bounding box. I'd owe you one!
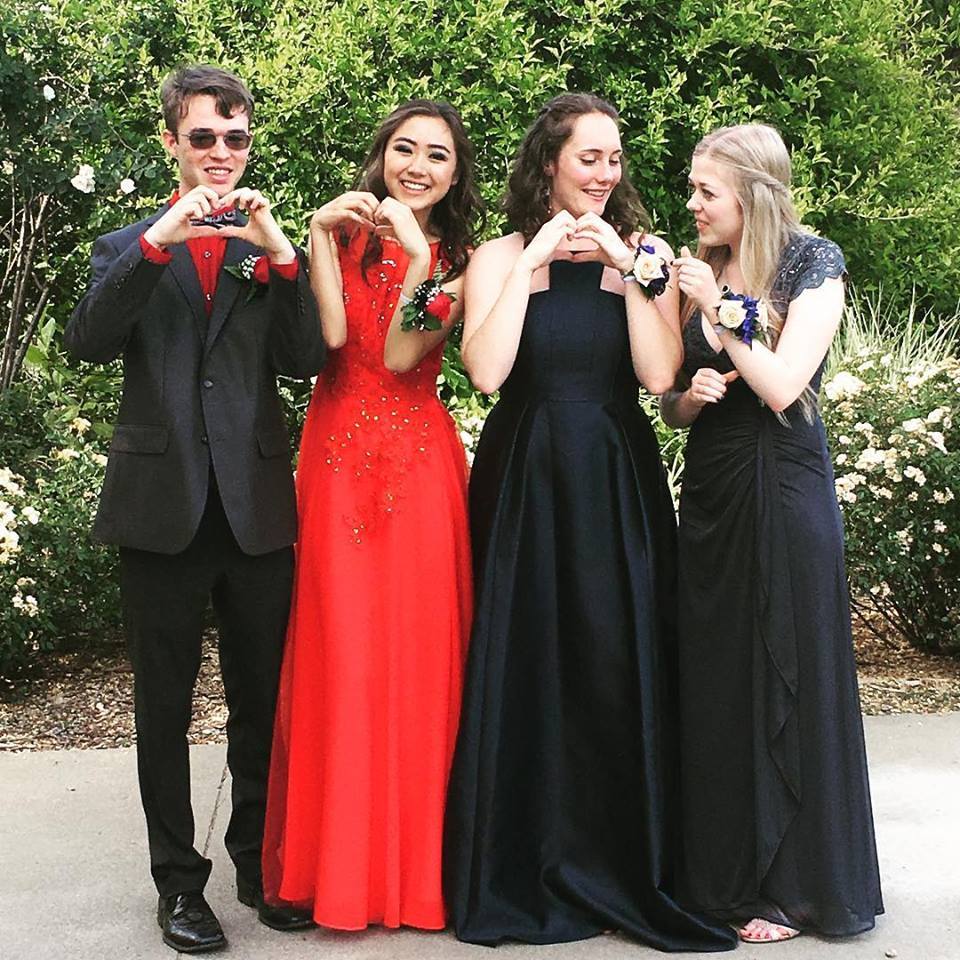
[0,359,120,677]
[3,0,960,337]
[3,0,960,670]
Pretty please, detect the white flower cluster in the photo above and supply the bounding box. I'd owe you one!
[825,353,958,584]
[453,411,488,467]
[12,577,38,618]
[831,399,952,505]
[822,371,866,402]
[0,468,27,566]
[834,471,865,504]
[70,163,96,194]
[0,500,20,565]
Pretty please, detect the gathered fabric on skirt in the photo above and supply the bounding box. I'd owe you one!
[676,234,883,935]
[263,231,472,930]
[443,259,736,952]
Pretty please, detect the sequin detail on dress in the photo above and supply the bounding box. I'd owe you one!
[310,231,450,541]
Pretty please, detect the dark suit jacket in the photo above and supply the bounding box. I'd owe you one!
[65,206,326,556]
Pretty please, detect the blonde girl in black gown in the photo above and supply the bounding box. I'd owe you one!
[662,123,883,944]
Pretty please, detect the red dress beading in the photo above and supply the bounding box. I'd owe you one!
[263,230,472,929]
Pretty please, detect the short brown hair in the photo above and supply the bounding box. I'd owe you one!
[160,65,254,134]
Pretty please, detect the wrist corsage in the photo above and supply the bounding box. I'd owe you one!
[622,241,669,298]
[400,262,456,332]
[225,254,271,303]
[715,287,769,347]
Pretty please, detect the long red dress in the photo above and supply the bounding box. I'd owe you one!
[263,229,472,930]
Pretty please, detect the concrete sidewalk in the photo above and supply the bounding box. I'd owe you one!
[1,714,958,960]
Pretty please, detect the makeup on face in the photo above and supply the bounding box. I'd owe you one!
[382,115,458,226]
[687,155,744,249]
[548,112,623,222]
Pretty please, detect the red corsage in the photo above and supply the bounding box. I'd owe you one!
[425,290,454,324]
[400,262,457,332]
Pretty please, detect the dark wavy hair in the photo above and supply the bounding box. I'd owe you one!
[504,93,649,242]
[346,99,483,281]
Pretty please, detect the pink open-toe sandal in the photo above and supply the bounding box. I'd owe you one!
[738,918,800,943]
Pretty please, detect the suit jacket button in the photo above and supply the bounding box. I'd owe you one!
[203,379,214,389]
[201,435,209,444]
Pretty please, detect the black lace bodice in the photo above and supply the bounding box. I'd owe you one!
[682,233,847,379]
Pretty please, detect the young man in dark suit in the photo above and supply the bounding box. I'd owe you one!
[66,65,326,953]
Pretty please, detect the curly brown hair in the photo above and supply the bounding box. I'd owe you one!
[504,93,649,242]
[345,99,484,282]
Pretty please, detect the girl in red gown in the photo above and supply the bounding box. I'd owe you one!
[263,100,481,930]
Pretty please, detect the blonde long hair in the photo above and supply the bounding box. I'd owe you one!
[683,124,817,420]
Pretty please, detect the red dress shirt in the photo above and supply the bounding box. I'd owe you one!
[139,191,298,314]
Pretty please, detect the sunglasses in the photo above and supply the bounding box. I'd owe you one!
[179,129,253,150]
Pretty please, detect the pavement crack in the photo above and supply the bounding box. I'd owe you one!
[201,760,229,858]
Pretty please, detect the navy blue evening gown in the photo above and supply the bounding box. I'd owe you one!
[444,259,736,952]
[676,234,883,936]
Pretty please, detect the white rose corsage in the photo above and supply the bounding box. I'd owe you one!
[715,287,769,347]
[622,241,669,298]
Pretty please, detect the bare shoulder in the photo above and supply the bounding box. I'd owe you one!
[468,232,525,274]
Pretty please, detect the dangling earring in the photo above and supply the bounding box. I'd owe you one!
[541,183,552,213]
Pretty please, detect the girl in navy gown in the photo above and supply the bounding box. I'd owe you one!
[662,123,883,943]
[443,93,736,952]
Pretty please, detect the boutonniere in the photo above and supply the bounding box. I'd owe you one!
[715,287,769,347]
[225,254,270,302]
[400,261,457,332]
[622,241,669,298]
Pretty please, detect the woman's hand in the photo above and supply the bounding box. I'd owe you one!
[309,191,379,234]
[372,197,432,263]
[688,367,740,407]
[516,211,578,274]
[672,246,722,313]
[567,212,635,273]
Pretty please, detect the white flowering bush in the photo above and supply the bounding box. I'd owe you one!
[822,349,960,653]
[0,374,120,677]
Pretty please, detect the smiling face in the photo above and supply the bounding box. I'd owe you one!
[162,94,250,197]
[381,114,458,225]
[687,154,744,249]
[546,111,622,218]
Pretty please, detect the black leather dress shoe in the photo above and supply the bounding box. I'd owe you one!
[157,891,226,953]
[236,879,315,932]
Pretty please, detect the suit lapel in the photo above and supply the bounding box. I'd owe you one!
[168,243,208,343]
[143,199,259,352]
[142,200,206,340]
[205,237,258,356]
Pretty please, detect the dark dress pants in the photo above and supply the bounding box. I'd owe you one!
[119,479,294,897]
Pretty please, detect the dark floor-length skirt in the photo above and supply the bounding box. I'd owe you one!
[677,390,884,935]
[444,260,737,952]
